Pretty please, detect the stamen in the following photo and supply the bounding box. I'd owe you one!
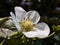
[21,20,34,32]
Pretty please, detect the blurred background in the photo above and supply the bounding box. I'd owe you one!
[0,0,60,17]
[0,0,60,45]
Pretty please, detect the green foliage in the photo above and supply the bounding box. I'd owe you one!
[52,25,60,33]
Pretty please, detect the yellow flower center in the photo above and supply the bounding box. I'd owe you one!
[21,20,34,32]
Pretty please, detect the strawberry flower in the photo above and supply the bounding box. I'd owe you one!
[10,6,50,38]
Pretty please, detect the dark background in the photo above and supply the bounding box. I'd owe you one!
[0,0,60,18]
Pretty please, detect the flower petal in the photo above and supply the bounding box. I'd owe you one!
[15,6,26,21]
[23,29,39,38]
[23,25,50,38]
[10,12,21,32]
[36,22,50,38]
[25,11,40,24]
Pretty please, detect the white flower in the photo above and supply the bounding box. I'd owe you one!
[10,6,50,38]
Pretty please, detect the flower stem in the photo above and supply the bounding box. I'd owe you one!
[45,32,55,38]
[0,39,5,45]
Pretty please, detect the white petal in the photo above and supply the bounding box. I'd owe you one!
[15,6,26,21]
[10,12,21,32]
[23,29,39,38]
[23,25,50,38]
[36,22,50,38]
[25,11,40,24]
